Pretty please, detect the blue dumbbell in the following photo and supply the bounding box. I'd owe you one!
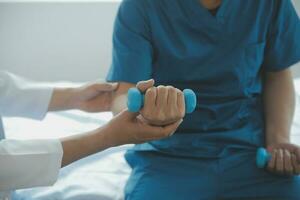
[256,148,272,168]
[127,88,197,113]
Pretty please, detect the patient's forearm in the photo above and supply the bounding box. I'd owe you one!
[111,94,128,115]
[264,69,295,145]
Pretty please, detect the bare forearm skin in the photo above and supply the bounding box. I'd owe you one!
[264,68,295,145]
[48,88,76,112]
[60,126,117,167]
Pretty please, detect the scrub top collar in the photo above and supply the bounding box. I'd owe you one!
[186,0,229,26]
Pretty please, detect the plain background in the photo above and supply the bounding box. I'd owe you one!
[0,0,299,82]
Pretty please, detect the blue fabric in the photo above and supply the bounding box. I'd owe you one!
[125,150,300,200]
[107,0,300,158]
[106,0,300,198]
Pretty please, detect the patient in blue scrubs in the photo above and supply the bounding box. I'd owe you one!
[107,0,300,199]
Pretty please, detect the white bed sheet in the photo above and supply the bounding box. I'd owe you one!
[3,79,300,200]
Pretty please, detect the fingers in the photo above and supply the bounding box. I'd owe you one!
[266,144,300,176]
[140,84,185,126]
[118,109,139,120]
[156,86,168,110]
[143,119,183,139]
[160,119,183,136]
[292,154,300,175]
[136,79,155,92]
[267,149,285,175]
[166,86,179,118]
[267,148,298,176]
[267,149,277,172]
[167,86,177,108]
[276,149,284,174]
[283,150,293,175]
[177,90,186,116]
[144,87,157,109]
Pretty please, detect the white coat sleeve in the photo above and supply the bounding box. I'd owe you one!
[0,71,53,120]
[0,71,63,191]
[0,139,63,191]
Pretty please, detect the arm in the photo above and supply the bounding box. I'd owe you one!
[263,68,300,175]
[260,0,300,175]
[0,80,183,191]
[60,109,182,167]
[0,71,53,119]
[264,68,295,145]
[0,71,118,118]
[57,79,184,166]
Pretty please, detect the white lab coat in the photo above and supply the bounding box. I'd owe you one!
[0,71,63,198]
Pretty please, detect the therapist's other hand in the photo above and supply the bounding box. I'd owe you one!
[103,109,183,145]
[138,82,185,126]
[61,108,182,167]
[70,82,119,112]
[267,143,300,176]
[49,82,118,112]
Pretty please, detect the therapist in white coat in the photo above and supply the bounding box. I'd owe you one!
[0,71,182,196]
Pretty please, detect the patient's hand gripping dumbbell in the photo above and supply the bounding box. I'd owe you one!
[127,88,197,113]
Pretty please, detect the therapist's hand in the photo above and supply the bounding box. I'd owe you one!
[70,82,119,112]
[103,109,183,146]
[267,143,300,176]
[137,82,185,126]
[61,107,182,167]
[49,82,118,112]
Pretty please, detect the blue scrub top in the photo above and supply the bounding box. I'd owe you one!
[107,0,300,158]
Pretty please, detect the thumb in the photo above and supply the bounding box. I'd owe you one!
[118,109,139,120]
[161,119,183,136]
[136,79,155,93]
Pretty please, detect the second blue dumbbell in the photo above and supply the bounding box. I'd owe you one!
[256,148,272,168]
[127,88,197,113]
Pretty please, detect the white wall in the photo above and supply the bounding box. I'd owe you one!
[0,2,120,81]
[0,1,299,81]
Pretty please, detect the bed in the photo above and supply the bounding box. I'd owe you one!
[3,78,300,200]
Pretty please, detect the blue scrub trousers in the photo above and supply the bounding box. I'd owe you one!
[125,150,300,200]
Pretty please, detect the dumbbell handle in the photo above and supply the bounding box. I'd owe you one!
[127,88,197,113]
[256,148,272,168]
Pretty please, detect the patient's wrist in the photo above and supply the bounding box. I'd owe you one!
[266,130,291,145]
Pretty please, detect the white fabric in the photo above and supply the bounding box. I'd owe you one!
[0,71,53,120]
[0,71,63,196]
[0,139,63,191]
